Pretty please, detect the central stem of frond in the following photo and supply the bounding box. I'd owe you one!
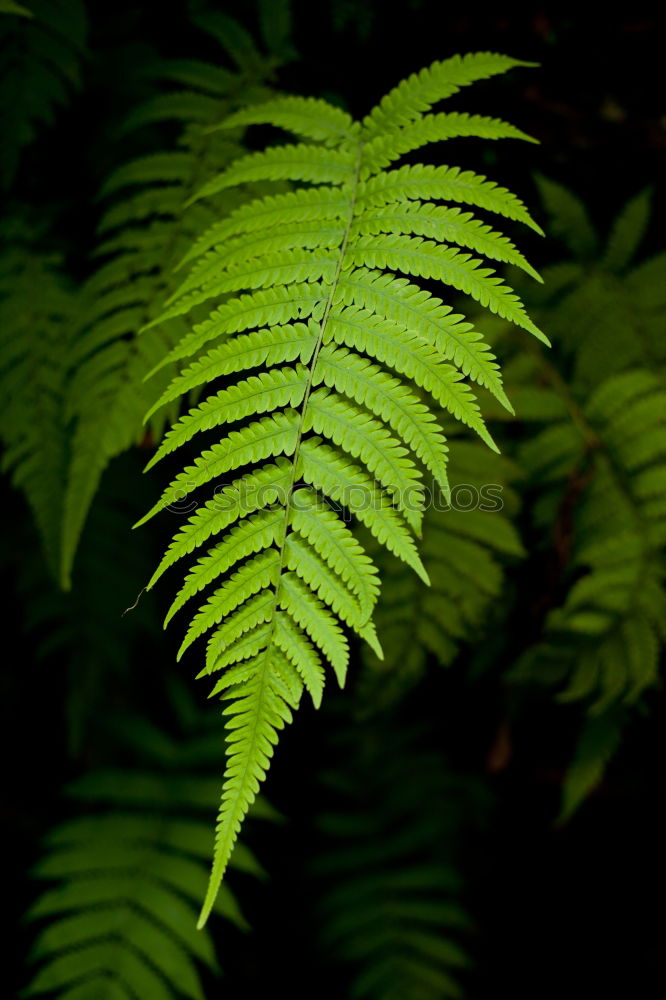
[198,145,366,927]
[267,143,364,621]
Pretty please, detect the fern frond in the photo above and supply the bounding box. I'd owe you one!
[345,234,543,337]
[334,272,514,411]
[324,299,501,447]
[142,459,294,580]
[164,508,284,626]
[142,53,542,922]
[352,202,541,280]
[178,189,350,269]
[488,207,666,805]
[299,438,428,580]
[144,410,300,523]
[202,665,298,927]
[146,365,310,470]
[59,17,283,588]
[194,143,356,200]
[290,487,381,618]
[149,286,326,374]
[0,238,75,577]
[304,387,426,529]
[512,369,666,714]
[25,715,268,999]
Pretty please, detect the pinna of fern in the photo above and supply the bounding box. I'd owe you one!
[139,52,545,925]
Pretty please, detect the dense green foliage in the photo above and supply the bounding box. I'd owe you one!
[2,3,663,997]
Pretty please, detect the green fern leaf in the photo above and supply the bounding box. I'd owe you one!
[194,144,356,201]
[145,365,310,470]
[178,188,350,269]
[352,201,541,280]
[361,110,536,175]
[141,53,543,923]
[0,2,32,15]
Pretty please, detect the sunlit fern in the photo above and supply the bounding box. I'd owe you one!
[59,8,288,588]
[139,52,544,922]
[0,0,86,189]
[24,709,271,999]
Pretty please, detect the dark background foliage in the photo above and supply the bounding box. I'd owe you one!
[3,4,665,997]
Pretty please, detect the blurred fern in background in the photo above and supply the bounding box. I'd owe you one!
[25,694,272,998]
